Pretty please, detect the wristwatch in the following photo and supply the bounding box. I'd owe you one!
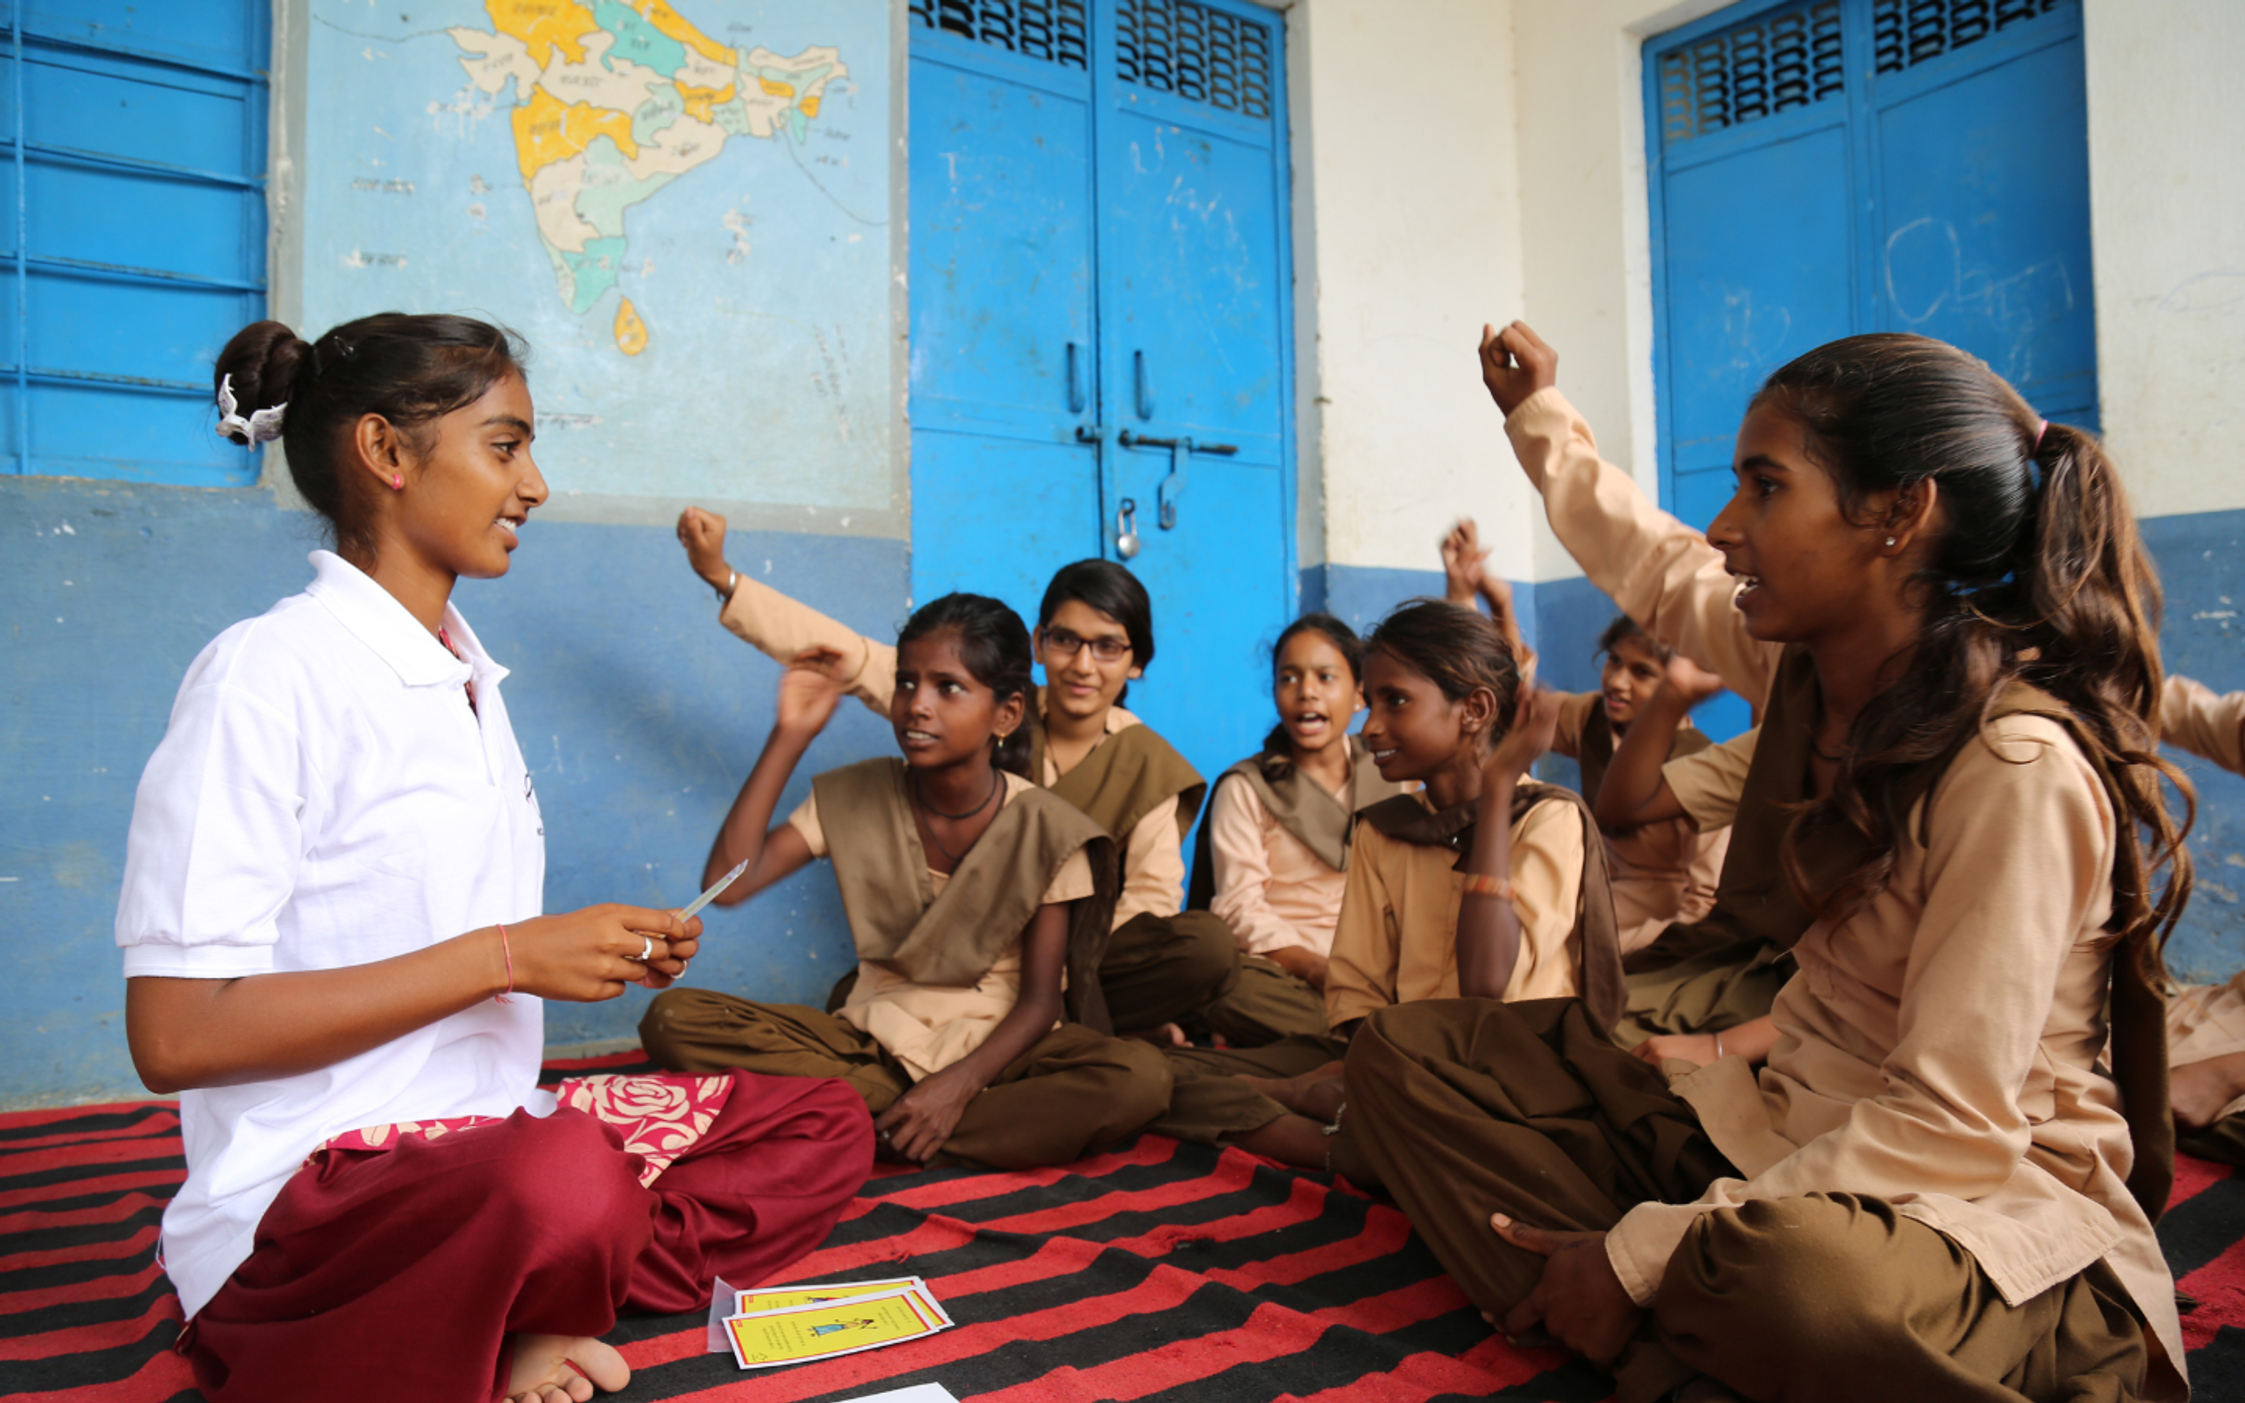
[713,567,738,604]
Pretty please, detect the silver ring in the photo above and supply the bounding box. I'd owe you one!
[635,934,653,962]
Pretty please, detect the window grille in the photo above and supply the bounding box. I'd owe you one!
[1116,0,1272,120]
[1,1,269,484]
[1872,0,2061,73]
[910,0,1089,70]
[1657,0,1844,143]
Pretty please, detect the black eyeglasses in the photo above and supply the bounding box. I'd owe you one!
[1041,626,1131,664]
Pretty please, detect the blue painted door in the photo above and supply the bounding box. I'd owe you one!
[907,0,1294,785]
[1646,0,2093,738]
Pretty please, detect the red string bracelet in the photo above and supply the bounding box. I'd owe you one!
[495,923,516,1004]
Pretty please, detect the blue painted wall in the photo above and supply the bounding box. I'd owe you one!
[2141,510,2245,986]
[9,501,2243,1105]
[0,476,905,1106]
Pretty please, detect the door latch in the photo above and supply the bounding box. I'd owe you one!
[1117,430,1238,530]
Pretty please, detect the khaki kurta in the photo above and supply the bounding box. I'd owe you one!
[1507,385,2184,1397]
[2154,677,2245,1118]
[1552,692,1730,954]
[787,773,1093,1080]
[722,577,1188,929]
[1204,736,1372,958]
[1324,793,1588,1029]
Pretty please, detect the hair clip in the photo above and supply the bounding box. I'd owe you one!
[214,373,286,445]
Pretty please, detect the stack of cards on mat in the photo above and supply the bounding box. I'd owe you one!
[718,1277,953,1369]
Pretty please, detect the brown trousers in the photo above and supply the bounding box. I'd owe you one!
[2179,1114,2245,1169]
[1614,937,1792,1048]
[1152,1034,1348,1145]
[638,989,1171,1170]
[1343,999,2149,1403]
[1102,913,1329,1044]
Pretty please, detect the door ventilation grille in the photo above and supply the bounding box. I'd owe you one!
[1872,0,2062,73]
[1117,0,1273,119]
[1658,0,1844,143]
[910,0,1091,70]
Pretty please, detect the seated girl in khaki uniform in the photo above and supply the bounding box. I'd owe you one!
[640,594,1171,1168]
[1188,613,1412,992]
[1338,321,2193,1403]
[1153,600,1622,1170]
[1440,519,1731,956]
[674,510,1323,1049]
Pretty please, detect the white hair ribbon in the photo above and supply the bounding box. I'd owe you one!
[215,373,287,445]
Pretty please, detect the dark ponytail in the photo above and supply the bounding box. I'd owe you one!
[1364,599,1522,753]
[213,314,526,558]
[1754,334,2191,981]
[1261,612,1367,757]
[897,592,1036,777]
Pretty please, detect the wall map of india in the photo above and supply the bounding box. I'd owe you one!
[302,1,892,509]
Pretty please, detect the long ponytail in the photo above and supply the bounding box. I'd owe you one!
[1755,336,2191,978]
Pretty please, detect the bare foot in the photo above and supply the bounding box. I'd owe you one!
[1239,1061,1346,1123]
[506,1334,628,1403]
[2172,1052,2245,1130]
[1124,1022,1190,1048]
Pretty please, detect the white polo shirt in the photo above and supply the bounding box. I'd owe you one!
[115,551,551,1319]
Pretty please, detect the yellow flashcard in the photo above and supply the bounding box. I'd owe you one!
[725,1287,944,1368]
[730,1277,922,1317]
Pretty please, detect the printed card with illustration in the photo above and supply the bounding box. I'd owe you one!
[732,1276,945,1321]
[724,1286,947,1368]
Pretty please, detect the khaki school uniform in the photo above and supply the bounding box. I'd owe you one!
[1157,783,1621,1147]
[1324,792,1595,1028]
[1202,737,1397,960]
[1551,692,1730,954]
[642,764,1170,1169]
[714,578,1323,1043]
[1344,386,2183,1401]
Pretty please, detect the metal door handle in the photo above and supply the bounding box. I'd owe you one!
[1133,350,1153,420]
[1066,341,1087,414]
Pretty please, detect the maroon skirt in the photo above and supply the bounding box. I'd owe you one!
[181,1070,872,1403]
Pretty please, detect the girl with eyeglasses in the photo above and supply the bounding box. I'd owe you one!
[672,515,1329,1050]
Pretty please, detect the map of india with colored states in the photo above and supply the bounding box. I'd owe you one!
[450,0,845,355]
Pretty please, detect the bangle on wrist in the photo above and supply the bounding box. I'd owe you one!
[713,566,738,604]
[1712,1030,1725,1060]
[1460,871,1515,900]
[494,923,516,1004]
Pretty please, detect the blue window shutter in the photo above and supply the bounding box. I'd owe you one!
[5,0,269,484]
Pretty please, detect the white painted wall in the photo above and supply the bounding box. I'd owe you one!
[1296,0,2245,586]
[2083,0,2245,521]
[1287,0,1534,583]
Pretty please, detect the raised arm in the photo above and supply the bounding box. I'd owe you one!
[679,506,897,714]
[1478,322,1783,706]
[701,648,844,901]
[2159,673,2245,776]
[1456,689,1563,999]
[1593,655,1726,828]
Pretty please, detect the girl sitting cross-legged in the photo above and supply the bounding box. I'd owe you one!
[640,594,1173,1168]
[1152,599,1623,1171]
[1339,321,2195,1403]
[119,315,871,1403]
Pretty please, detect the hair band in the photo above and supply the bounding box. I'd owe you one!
[2034,419,2049,448]
[214,373,286,445]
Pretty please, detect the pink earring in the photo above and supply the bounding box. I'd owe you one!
[391,474,403,490]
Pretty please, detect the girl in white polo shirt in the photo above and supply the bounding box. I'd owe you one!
[116,314,871,1403]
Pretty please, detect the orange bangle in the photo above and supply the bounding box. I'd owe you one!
[1460,872,1516,900]
[494,923,516,1004]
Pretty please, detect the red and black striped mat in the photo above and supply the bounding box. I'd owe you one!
[7,1050,2245,1402]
